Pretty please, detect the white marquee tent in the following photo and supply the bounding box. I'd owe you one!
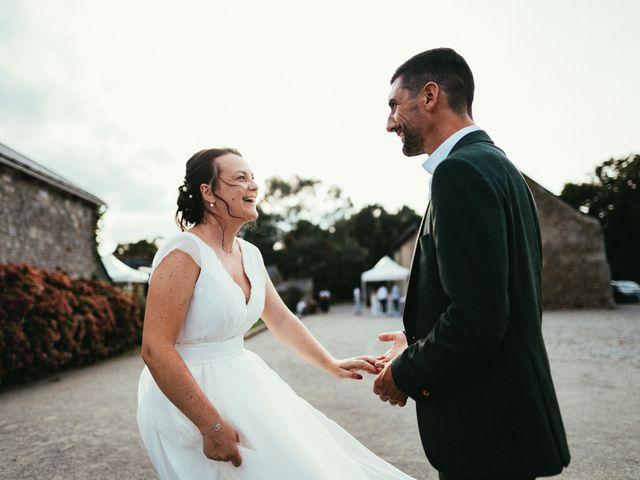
[361,255,409,283]
[360,256,410,315]
[101,254,149,284]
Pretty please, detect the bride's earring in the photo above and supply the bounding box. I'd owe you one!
[209,202,214,207]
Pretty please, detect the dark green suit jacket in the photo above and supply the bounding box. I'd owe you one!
[391,130,570,478]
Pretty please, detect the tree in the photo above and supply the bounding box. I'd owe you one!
[259,175,353,230]
[334,204,421,269]
[242,175,353,269]
[242,206,283,268]
[242,176,421,300]
[276,220,369,299]
[561,154,640,282]
[114,239,159,269]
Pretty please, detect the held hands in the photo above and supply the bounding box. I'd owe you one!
[200,420,243,467]
[374,331,408,368]
[373,331,409,407]
[330,356,381,380]
[326,331,409,405]
[373,363,408,407]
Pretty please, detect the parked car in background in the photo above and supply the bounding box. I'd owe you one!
[611,280,640,303]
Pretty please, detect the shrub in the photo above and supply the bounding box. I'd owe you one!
[278,286,304,312]
[0,263,143,386]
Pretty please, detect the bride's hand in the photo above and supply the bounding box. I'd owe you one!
[331,356,381,380]
[375,331,408,368]
[200,420,243,467]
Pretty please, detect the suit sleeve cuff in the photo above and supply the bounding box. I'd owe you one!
[391,353,432,401]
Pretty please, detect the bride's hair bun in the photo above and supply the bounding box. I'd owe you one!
[176,181,200,226]
[175,148,241,231]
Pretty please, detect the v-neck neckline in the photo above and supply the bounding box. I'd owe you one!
[184,231,252,307]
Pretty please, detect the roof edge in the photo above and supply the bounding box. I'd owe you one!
[0,143,105,206]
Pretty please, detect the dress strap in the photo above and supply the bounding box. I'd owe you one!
[150,232,202,281]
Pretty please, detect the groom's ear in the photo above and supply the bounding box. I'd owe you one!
[421,82,439,112]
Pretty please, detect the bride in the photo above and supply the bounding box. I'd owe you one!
[137,148,415,479]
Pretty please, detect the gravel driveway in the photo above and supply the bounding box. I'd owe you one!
[1,304,638,479]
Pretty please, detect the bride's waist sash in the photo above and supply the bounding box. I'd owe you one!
[175,336,244,364]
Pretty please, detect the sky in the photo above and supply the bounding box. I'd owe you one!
[1,0,639,254]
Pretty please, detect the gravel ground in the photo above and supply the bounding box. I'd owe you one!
[0,303,638,479]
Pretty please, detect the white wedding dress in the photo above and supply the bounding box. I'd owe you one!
[137,231,415,480]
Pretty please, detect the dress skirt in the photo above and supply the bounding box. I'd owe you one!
[137,337,414,480]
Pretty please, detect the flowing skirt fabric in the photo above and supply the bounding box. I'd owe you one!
[137,344,414,480]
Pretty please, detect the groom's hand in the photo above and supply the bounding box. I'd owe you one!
[375,331,408,368]
[373,363,408,407]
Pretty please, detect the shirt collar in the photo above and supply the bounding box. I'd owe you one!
[421,125,481,175]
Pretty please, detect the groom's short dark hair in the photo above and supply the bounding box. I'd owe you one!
[391,48,474,117]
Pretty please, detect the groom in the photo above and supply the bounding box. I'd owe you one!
[372,48,571,479]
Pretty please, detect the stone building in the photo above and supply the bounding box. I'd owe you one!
[0,142,106,279]
[393,174,614,309]
[526,176,613,309]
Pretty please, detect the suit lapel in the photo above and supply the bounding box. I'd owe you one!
[406,202,430,293]
[421,201,431,235]
[403,133,491,317]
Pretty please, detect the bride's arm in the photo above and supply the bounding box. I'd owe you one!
[141,250,241,466]
[261,275,379,379]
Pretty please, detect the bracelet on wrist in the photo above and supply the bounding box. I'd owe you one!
[200,422,222,435]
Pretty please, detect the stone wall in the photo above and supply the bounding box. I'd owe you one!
[0,163,100,279]
[525,178,613,309]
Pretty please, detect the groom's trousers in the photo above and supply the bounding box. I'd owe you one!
[439,473,535,480]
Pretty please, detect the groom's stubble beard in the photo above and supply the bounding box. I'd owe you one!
[401,126,425,157]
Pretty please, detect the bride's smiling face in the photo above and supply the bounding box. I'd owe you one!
[206,153,259,224]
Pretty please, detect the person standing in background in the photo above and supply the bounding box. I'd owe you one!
[318,288,331,313]
[353,286,362,315]
[376,284,389,315]
[390,284,401,316]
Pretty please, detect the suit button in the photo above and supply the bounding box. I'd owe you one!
[421,389,430,397]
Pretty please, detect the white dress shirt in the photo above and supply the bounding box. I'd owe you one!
[421,124,481,199]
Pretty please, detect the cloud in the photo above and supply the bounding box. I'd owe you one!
[2,0,639,255]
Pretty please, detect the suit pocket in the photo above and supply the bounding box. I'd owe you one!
[417,233,436,272]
